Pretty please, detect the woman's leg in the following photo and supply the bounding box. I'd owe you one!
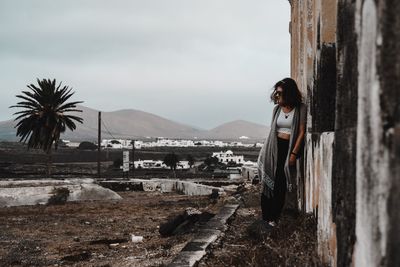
[261,192,273,221]
[270,138,289,221]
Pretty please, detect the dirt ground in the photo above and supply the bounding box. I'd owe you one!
[199,185,324,267]
[0,184,322,267]
[0,191,221,267]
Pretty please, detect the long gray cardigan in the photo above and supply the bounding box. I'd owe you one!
[257,103,307,197]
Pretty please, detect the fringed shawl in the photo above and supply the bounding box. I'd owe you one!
[257,103,306,198]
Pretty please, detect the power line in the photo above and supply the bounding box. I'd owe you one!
[77,119,138,138]
[101,120,117,139]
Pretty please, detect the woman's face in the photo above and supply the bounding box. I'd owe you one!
[274,86,285,106]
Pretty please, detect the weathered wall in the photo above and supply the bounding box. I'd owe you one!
[353,0,400,266]
[290,0,400,266]
[289,0,338,265]
[332,0,358,266]
[306,133,336,266]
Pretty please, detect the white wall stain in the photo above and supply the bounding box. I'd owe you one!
[354,0,391,266]
[306,132,336,266]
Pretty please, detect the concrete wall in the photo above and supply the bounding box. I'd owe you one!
[289,1,338,265]
[353,0,400,266]
[290,0,400,266]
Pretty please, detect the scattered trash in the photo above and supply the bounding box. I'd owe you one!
[185,207,202,216]
[109,243,119,248]
[89,238,129,245]
[131,234,143,243]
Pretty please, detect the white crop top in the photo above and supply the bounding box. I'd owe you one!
[276,108,294,134]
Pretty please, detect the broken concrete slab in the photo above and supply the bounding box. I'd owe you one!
[168,204,239,267]
[0,178,95,188]
[159,208,215,237]
[0,179,121,207]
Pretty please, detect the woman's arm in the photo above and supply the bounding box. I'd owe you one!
[289,104,307,164]
[291,122,305,155]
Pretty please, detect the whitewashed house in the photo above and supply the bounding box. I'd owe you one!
[211,150,244,164]
[133,160,190,169]
[134,160,167,169]
[101,139,142,149]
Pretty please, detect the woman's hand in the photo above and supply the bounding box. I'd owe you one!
[289,154,297,166]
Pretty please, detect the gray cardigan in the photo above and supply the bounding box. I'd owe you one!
[257,103,307,197]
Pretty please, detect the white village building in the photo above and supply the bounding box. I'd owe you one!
[101,139,142,149]
[212,150,244,164]
[134,160,190,169]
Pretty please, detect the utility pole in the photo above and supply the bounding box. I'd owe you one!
[97,111,101,178]
[131,140,135,178]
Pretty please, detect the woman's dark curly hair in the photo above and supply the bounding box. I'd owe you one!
[270,77,303,107]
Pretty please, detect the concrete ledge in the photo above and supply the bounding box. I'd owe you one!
[100,179,224,196]
[168,204,239,267]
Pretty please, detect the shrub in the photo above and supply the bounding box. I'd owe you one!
[113,158,123,168]
[78,141,97,150]
[48,187,70,205]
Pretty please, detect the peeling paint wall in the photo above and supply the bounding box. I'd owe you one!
[353,0,400,266]
[289,0,338,265]
[290,0,400,266]
[306,133,337,266]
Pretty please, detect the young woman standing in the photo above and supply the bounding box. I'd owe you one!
[257,78,306,227]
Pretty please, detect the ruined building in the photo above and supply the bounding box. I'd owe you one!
[289,0,399,266]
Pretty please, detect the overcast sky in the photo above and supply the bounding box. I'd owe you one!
[0,0,290,130]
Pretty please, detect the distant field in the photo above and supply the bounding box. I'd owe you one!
[0,142,261,178]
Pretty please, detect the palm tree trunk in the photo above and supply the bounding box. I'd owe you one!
[47,148,52,177]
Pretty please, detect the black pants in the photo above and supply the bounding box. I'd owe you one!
[261,137,288,221]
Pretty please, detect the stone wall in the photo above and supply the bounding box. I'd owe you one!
[289,0,399,266]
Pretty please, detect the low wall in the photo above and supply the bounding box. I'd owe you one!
[100,179,224,196]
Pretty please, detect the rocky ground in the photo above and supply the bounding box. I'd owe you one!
[199,185,324,267]
[0,183,322,267]
[0,191,221,267]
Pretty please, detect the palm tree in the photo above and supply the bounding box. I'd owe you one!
[186,154,195,168]
[163,152,180,178]
[10,78,83,176]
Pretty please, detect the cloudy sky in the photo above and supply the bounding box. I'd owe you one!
[0,0,290,129]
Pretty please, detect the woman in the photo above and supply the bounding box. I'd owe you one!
[257,78,306,227]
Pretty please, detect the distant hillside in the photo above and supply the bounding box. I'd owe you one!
[0,105,269,141]
[0,120,18,141]
[62,105,206,141]
[207,120,269,139]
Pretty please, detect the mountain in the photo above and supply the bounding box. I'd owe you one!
[0,120,19,141]
[0,105,268,141]
[62,105,206,141]
[207,120,269,139]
